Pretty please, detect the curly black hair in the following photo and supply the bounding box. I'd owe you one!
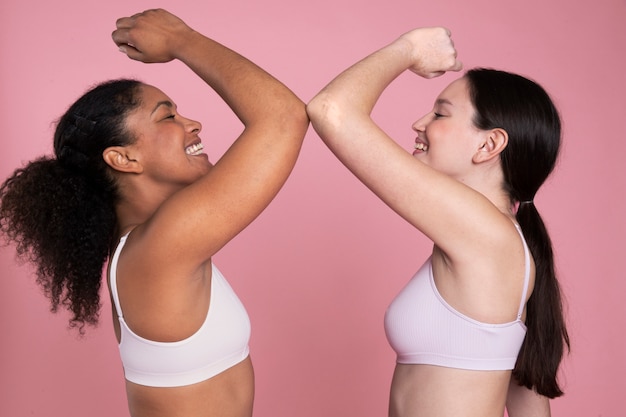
[0,79,142,333]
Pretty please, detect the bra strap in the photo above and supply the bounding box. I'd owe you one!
[514,225,531,320]
[109,233,130,318]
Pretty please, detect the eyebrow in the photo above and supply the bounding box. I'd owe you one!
[435,98,453,106]
[151,100,174,115]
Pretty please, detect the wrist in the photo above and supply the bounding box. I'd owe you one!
[384,35,416,72]
[170,29,206,61]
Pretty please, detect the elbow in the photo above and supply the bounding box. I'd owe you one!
[273,98,309,145]
[306,92,345,138]
[294,99,311,135]
[285,99,310,141]
[306,93,327,125]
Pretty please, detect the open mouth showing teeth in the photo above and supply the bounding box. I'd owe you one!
[414,142,428,151]
[185,143,204,155]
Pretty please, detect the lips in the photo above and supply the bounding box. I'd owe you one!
[413,137,429,153]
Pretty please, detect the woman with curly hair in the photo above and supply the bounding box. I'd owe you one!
[0,9,307,417]
[307,28,569,417]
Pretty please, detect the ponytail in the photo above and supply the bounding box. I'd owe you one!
[0,157,116,332]
[465,68,569,397]
[513,202,570,397]
[0,79,142,333]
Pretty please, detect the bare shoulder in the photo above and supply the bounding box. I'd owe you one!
[433,217,535,324]
[112,226,213,342]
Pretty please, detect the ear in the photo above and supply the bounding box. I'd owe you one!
[472,128,508,164]
[102,146,143,174]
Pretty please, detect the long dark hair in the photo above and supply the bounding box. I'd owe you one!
[0,79,142,333]
[466,68,569,398]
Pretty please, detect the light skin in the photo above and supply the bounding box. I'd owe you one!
[307,28,549,416]
[106,9,308,417]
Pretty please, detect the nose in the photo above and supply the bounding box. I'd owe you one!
[185,117,202,134]
[412,112,431,132]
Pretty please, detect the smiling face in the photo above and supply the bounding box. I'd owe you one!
[123,84,212,190]
[411,78,487,181]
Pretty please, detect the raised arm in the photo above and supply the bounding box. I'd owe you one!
[112,9,308,262]
[306,29,511,258]
[307,28,461,120]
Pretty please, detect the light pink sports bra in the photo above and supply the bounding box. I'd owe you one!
[110,233,251,387]
[384,225,530,371]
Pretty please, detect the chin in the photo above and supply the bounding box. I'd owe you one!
[198,164,213,177]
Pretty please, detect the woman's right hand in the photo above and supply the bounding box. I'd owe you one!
[398,27,463,79]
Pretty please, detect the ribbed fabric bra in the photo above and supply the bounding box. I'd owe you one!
[384,225,531,370]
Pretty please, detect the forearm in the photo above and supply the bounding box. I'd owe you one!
[308,27,460,136]
[174,30,304,128]
[307,38,411,129]
[113,9,305,131]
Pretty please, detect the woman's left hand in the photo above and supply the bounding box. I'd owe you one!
[112,8,196,63]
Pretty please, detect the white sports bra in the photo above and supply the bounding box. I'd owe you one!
[109,233,251,387]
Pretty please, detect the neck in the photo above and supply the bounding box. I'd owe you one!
[114,181,177,237]
[463,163,514,220]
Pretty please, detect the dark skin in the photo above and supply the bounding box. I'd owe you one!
[107,9,308,417]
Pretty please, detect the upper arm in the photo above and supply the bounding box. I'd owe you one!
[308,99,508,261]
[140,104,307,271]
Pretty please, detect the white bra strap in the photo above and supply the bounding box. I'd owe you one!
[109,233,130,318]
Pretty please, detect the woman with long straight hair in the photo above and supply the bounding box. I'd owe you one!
[307,27,569,417]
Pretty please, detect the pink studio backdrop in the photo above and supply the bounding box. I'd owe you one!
[1,0,624,416]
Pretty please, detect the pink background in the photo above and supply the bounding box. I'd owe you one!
[1,0,624,416]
